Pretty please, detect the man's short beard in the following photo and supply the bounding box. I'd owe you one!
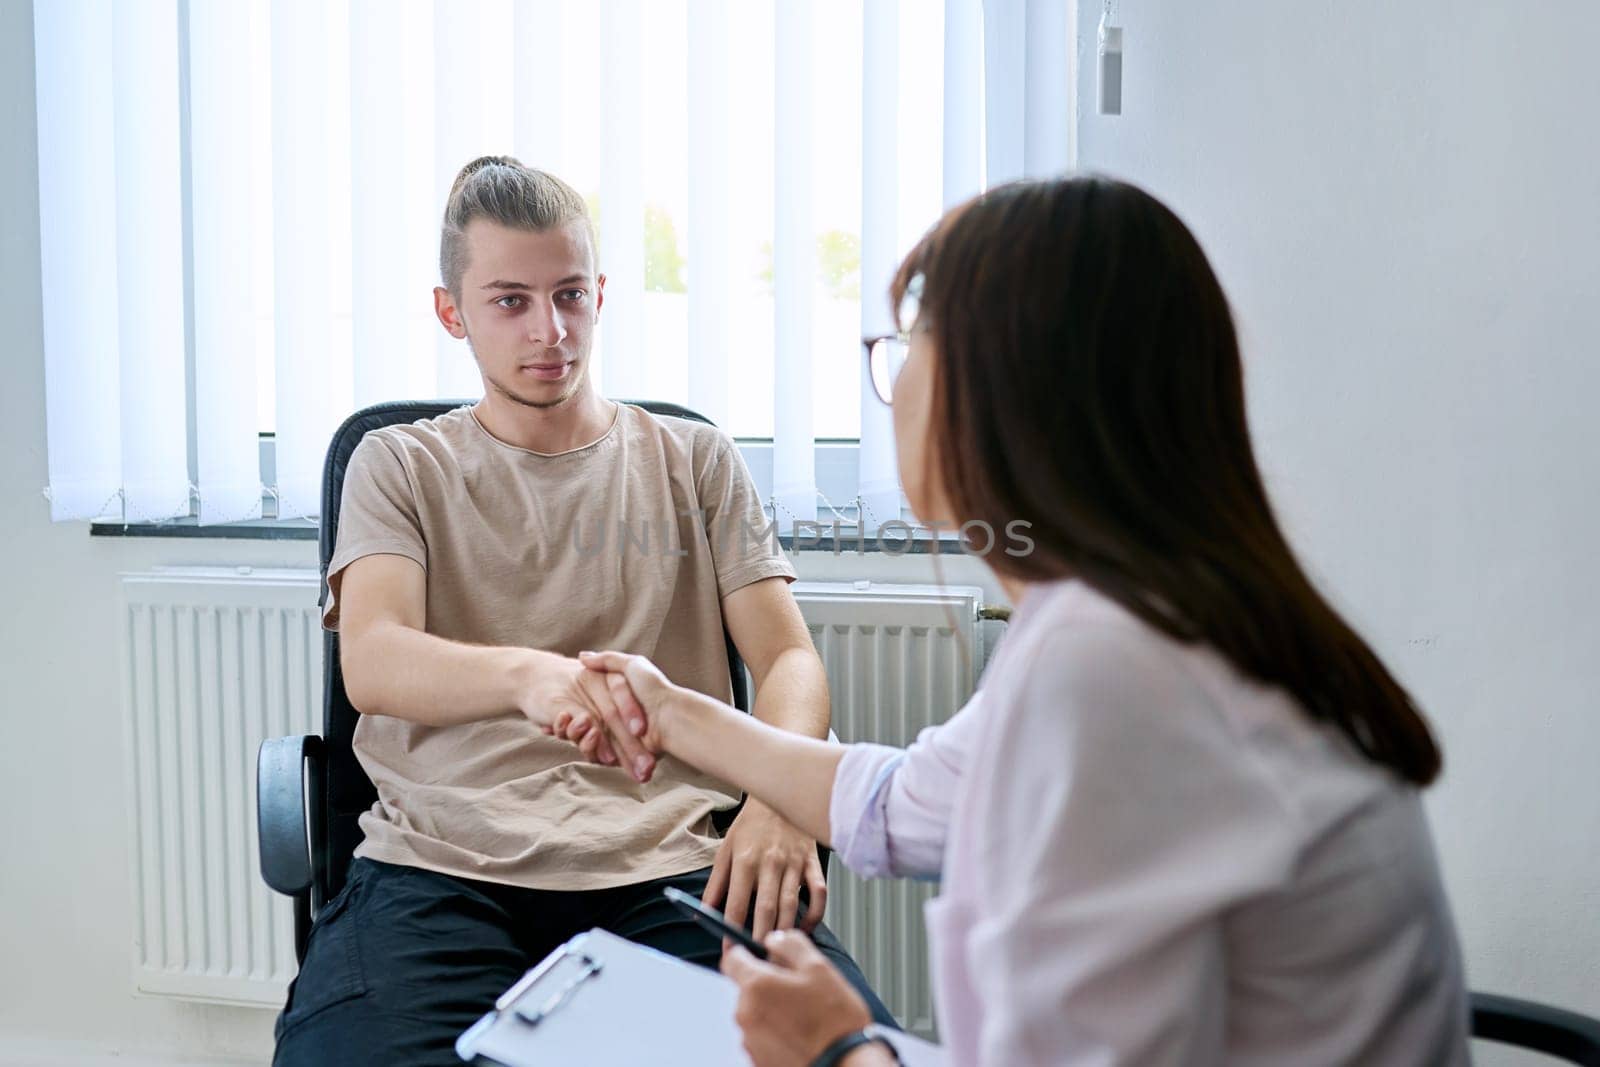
[469,335,585,410]
[484,372,583,410]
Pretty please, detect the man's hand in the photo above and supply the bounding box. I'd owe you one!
[517,652,657,783]
[707,798,827,939]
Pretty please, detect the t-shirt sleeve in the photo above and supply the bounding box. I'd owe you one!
[696,432,796,599]
[321,434,427,630]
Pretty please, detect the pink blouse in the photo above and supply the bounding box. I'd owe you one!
[830,580,1468,1065]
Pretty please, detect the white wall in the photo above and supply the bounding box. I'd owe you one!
[1073,0,1600,1027]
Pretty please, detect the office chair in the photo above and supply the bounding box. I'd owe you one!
[256,399,758,962]
[1472,991,1600,1065]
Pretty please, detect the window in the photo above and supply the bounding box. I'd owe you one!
[33,0,1070,529]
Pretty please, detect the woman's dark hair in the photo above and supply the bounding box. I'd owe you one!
[892,176,1441,785]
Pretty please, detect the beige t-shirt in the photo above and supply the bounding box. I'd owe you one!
[323,403,796,890]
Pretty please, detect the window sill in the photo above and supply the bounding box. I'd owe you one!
[90,518,319,541]
[88,439,938,549]
[88,521,983,555]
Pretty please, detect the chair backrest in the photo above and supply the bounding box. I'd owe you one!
[312,399,750,908]
[1472,993,1600,1066]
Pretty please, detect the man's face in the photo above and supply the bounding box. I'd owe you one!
[434,219,605,410]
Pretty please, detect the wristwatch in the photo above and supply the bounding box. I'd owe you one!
[810,1025,903,1067]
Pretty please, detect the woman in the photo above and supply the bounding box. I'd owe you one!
[569,177,1469,1066]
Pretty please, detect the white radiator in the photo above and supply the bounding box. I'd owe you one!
[120,570,988,1036]
[792,581,985,1041]
[120,567,322,1006]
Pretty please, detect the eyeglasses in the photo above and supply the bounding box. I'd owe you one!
[863,274,923,406]
[862,332,910,406]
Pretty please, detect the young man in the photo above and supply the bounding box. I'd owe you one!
[272,157,890,1065]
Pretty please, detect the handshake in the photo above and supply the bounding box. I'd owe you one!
[527,649,687,784]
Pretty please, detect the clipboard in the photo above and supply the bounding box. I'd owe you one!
[456,927,945,1066]
[456,928,749,1065]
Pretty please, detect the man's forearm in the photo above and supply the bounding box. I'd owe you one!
[748,646,830,740]
[342,621,560,727]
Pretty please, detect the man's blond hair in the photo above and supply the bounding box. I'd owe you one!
[439,155,595,295]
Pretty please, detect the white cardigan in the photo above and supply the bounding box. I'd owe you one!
[831,579,1469,1065]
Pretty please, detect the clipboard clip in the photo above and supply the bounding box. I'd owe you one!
[512,951,603,1027]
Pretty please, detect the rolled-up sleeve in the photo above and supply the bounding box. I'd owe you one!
[829,692,985,881]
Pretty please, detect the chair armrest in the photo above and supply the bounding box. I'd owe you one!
[257,734,324,896]
[1471,991,1600,1064]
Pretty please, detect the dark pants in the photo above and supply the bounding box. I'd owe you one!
[273,858,893,1066]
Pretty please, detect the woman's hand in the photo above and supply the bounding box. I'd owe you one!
[554,649,681,759]
[519,652,657,782]
[720,930,874,1067]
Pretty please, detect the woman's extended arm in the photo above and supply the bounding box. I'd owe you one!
[574,649,966,879]
[577,650,845,845]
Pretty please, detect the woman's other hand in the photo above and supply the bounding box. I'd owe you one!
[720,930,876,1067]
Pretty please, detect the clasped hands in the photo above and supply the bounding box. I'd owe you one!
[524,651,877,1065]
[528,649,828,935]
[533,649,675,783]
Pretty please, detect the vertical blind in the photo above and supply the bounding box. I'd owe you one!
[33,0,1070,526]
